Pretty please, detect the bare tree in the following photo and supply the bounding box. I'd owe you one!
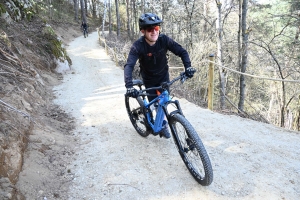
[183,0,196,49]
[238,0,249,112]
[84,0,88,17]
[131,0,137,37]
[126,0,132,39]
[49,0,53,19]
[215,0,227,110]
[109,0,112,35]
[74,0,79,21]
[80,0,87,23]
[115,0,120,36]
[90,0,97,18]
[102,0,107,35]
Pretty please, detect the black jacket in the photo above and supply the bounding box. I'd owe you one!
[81,23,88,29]
[124,34,191,88]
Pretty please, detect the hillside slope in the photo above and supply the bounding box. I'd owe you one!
[16,31,300,199]
[0,16,80,199]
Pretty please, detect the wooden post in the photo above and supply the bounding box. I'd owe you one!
[208,54,215,110]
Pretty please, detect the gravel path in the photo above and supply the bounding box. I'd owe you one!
[53,31,300,200]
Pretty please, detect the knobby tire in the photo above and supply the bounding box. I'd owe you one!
[125,96,150,137]
[170,114,213,186]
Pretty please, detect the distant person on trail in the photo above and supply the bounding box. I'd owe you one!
[81,21,88,33]
[124,13,196,139]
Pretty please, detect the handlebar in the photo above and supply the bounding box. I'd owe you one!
[138,72,189,96]
[124,71,195,97]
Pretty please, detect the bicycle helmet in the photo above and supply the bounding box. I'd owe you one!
[139,13,163,30]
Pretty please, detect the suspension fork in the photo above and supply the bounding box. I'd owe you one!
[164,100,184,118]
[164,100,186,153]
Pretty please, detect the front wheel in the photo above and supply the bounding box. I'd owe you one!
[125,96,151,137]
[170,114,213,186]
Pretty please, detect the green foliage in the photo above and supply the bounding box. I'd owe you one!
[0,3,6,14]
[2,0,36,21]
[42,25,71,65]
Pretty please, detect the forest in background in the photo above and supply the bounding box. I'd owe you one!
[2,0,300,131]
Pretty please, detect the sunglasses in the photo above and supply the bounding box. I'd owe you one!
[145,26,160,32]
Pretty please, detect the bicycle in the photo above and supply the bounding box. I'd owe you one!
[125,72,213,186]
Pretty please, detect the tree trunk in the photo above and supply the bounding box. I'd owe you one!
[216,0,226,110]
[267,70,277,121]
[203,0,208,32]
[84,0,88,17]
[126,0,131,39]
[91,0,97,18]
[49,0,53,20]
[109,0,112,35]
[80,0,87,23]
[131,0,137,37]
[74,0,79,21]
[183,0,195,50]
[102,0,107,35]
[238,0,249,112]
[237,0,242,79]
[115,0,120,37]
[280,82,286,127]
[292,95,300,131]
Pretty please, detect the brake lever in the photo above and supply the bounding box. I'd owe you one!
[180,72,187,83]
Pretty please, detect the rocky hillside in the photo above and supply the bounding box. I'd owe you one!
[0,11,80,199]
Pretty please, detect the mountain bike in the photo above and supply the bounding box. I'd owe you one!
[125,72,213,186]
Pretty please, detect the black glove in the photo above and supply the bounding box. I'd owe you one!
[126,87,139,98]
[185,67,196,78]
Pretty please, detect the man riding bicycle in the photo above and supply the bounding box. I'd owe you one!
[81,21,88,36]
[124,13,196,138]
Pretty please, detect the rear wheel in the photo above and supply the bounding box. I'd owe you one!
[125,96,151,137]
[170,114,213,186]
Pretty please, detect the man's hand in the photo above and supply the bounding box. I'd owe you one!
[126,87,139,98]
[185,67,196,78]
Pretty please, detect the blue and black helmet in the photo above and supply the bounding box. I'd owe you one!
[139,13,163,30]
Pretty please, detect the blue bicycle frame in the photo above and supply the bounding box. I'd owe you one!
[135,72,186,134]
[143,90,171,133]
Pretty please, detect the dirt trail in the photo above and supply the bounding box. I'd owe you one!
[26,32,300,199]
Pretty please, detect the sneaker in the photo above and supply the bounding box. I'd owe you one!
[160,126,171,139]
